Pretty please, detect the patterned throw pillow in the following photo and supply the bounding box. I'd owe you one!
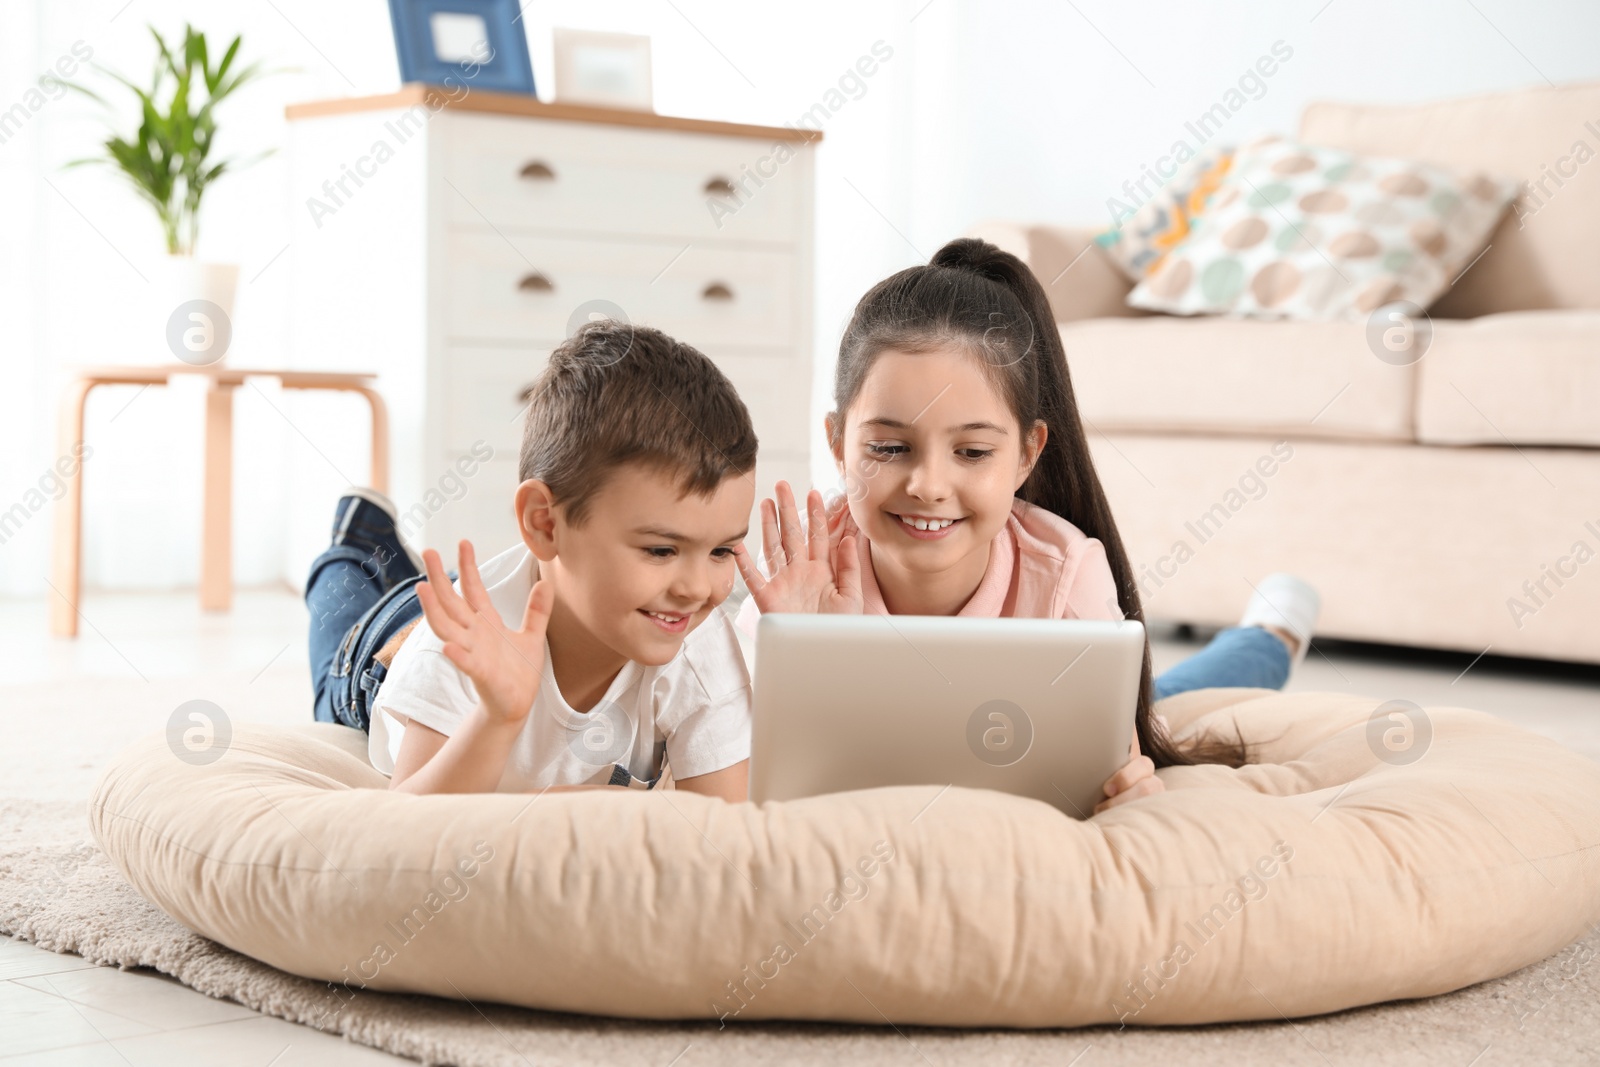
[1096,146,1235,280]
[1125,138,1518,321]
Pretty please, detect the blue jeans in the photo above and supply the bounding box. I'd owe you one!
[306,546,429,730]
[1153,626,1290,701]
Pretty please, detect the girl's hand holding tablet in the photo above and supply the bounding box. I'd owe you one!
[735,480,863,615]
[1094,733,1163,813]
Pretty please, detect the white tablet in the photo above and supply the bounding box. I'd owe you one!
[750,614,1144,818]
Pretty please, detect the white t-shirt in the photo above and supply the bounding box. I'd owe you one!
[368,543,752,791]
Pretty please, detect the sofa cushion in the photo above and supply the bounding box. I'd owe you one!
[1300,82,1600,316]
[1417,310,1600,447]
[1096,145,1235,280]
[1060,316,1415,441]
[1127,137,1515,322]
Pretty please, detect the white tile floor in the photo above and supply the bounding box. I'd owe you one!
[3,588,1598,1062]
[0,938,399,1064]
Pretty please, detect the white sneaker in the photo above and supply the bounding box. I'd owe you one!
[1239,573,1321,674]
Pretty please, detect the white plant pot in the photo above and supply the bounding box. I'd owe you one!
[153,256,240,366]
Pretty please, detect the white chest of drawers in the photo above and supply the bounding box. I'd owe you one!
[286,87,816,565]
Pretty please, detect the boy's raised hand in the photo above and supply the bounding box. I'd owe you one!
[415,541,555,728]
[734,481,863,615]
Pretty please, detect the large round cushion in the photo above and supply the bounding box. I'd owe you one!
[90,689,1600,1026]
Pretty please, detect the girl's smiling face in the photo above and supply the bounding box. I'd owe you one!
[829,346,1046,610]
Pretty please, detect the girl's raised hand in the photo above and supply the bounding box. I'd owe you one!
[415,541,554,728]
[734,481,863,615]
[1094,730,1163,814]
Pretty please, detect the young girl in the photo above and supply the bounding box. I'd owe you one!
[733,237,1319,813]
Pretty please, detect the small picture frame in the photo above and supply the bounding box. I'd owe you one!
[552,29,653,112]
[387,0,536,96]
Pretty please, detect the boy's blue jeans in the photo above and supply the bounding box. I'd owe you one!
[307,540,1291,729]
[307,547,428,731]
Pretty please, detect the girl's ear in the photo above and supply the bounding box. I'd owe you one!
[825,412,845,472]
[1015,420,1048,491]
[516,479,560,562]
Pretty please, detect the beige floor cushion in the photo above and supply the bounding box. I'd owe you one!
[90,689,1600,1027]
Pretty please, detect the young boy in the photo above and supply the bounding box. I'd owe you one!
[304,320,756,801]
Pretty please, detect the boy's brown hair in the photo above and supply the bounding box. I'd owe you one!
[518,320,758,524]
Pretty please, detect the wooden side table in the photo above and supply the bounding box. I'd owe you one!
[50,365,388,637]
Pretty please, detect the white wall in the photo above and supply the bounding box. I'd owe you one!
[2,0,1596,597]
[902,0,1600,245]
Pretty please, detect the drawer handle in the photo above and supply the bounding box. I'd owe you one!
[520,161,556,180]
[703,176,736,197]
[701,282,735,302]
[517,272,554,293]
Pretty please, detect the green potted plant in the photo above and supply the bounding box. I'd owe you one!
[69,25,272,363]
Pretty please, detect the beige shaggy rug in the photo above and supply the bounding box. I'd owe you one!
[5,670,1600,1066]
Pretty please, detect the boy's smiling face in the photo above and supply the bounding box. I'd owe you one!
[521,463,753,672]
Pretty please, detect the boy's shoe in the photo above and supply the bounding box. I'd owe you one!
[330,487,424,588]
[1239,573,1321,674]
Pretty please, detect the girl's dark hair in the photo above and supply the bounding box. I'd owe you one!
[830,237,1246,769]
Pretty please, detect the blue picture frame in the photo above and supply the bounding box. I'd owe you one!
[387,0,536,96]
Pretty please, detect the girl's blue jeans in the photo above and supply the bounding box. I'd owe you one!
[1151,626,1291,701]
[306,550,1291,728]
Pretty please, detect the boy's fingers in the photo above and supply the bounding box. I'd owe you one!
[732,544,765,592]
[519,577,556,637]
[415,580,466,646]
[760,497,781,575]
[456,540,495,617]
[776,480,805,565]
[420,546,444,586]
[421,548,471,628]
[438,641,475,678]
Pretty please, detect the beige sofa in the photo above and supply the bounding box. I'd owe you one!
[976,82,1600,665]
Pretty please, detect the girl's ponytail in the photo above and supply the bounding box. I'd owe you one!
[835,237,1245,769]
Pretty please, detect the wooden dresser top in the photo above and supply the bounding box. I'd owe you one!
[286,86,822,143]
